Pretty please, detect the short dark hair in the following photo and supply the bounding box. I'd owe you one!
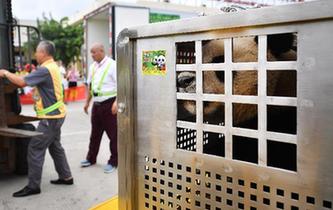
[37,40,56,57]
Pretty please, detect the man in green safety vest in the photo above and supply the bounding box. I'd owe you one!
[0,41,73,197]
[81,43,118,174]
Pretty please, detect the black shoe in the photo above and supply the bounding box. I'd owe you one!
[13,186,41,197]
[50,178,74,185]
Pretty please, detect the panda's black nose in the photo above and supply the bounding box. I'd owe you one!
[178,76,195,88]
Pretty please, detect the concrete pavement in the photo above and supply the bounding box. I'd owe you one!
[0,101,118,210]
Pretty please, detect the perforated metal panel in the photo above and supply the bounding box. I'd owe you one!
[117,1,333,210]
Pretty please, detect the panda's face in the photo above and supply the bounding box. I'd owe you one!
[153,55,159,65]
[177,34,296,124]
[157,55,166,68]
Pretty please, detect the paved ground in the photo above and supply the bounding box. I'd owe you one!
[0,101,118,210]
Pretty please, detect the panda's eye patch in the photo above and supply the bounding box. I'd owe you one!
[215,71,225,83]
[178,76,195,88]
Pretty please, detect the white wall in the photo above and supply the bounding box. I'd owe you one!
[86,18,109,69]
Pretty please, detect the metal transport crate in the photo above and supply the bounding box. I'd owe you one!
[116,1,333,209]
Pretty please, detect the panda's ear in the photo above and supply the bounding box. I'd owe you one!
[267,33,295,56]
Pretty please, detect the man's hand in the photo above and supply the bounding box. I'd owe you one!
[0,69,8,78]
[111,100,117,115]
[84,103,90,114]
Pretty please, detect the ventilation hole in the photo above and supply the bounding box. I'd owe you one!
[216,208,221,210]
[145,184,149,190]
[250,194,257,201]
[160,180,165,185]
[216,173,222,180]
[238,179,245,186]
[168,172,173,178]
[233,135,258,164]
[168,182,173,188]
[186,177,191,183]
[195,168,200,175]
[168,202,173,208]
[176,41,195,64]
[291,206,299,210]
[227,176,233,183]
[263,198,270,205]
[277,189,284,196]
[216,196,222,202]
[152,168,157,173]
[233,70,258,95]
[145,202,149,208]
[145,156,149,162]
[263,185,270,193]
[323,200,332,208]
[160,189,164,195]
[177,184,182,190]
[186,166,191,172]
[145,193,149,199]
[291,192,299,200]
[169,162,173,168]
[186,198,191,204]
[152,158,157,164]
[177,164,182,170]
[153,205,157,210]
[205,171,211,178]
[195,200,200,207]
[227,199,233,206]
[168,192,173,198]
[177,174,182,180]
[233,103,258,130]
[250,207,257,210]
[227,188,233,195]
[195,190,200,196]
[205,204,211,210]
[160,170,165,175]
[144,165,149,171]
[145,175,149,180]
[216,185,222,191]
[251,182,257,189]
[238,203,244,209]
[306,196,315,204]
[160,198,164,204]
[238,191,244,198]
[152,187,157,192]
[277,202,284,209]
[205,193,211,199]
[160,160,165,165]
[176,194,182,200]
[195,178,201,186]
[152,177,157,183]
[205,182,211,188]
[186,186,191,193]
[152,196,157,202]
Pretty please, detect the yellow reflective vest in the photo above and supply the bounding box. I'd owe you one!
[33,59,66,119]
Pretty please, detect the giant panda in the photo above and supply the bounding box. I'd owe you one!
[177,33,297,131]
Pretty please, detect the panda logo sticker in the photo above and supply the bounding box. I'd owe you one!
[142,50,166,76]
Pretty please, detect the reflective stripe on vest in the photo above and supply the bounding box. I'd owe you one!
[91,61,117,97]
[34,59,66,118]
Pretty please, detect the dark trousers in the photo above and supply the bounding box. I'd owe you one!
[86,97,118,166]
[28,118,72,189]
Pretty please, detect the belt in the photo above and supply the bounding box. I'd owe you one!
[93,97,115,106]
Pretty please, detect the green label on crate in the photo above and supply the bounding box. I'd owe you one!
[142,50,166,76]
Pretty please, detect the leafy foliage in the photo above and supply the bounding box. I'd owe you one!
[25,15,84,67]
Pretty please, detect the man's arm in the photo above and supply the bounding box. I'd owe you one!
[84,83,92,114]
[0,69,27,87]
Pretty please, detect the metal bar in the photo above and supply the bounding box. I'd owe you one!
[0,127,42,138]
[17,25,23,71]
[117,29,136,210]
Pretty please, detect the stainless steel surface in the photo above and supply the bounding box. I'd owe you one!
[117,1,333,209]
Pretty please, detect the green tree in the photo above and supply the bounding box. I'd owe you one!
[36,16,84,67]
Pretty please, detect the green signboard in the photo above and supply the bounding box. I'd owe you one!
[149,13,180,23]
